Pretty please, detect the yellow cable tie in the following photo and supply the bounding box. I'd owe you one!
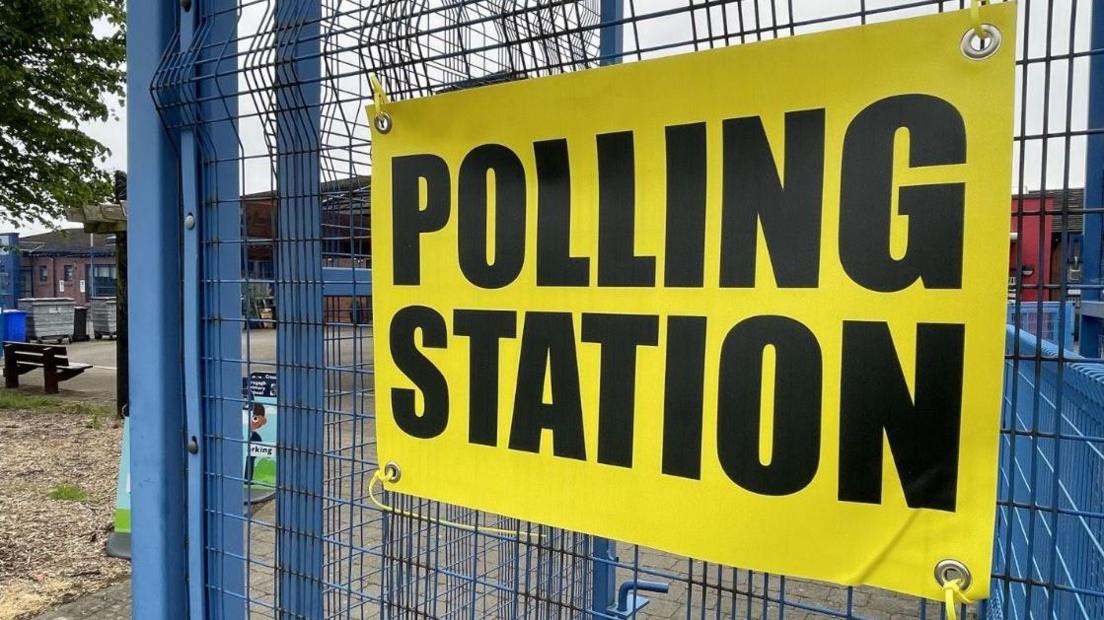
[369,73,389,118]
[368,469,544,540]
[970,0,988,40]
[942,578,972,620]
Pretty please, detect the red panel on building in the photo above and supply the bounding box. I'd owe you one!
[1010,197,1053,301]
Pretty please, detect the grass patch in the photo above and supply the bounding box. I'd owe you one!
[47,484,89,502]
[0,391,56,410]
[61,400,113,419]
[85,408,105,430]
[0,390,113,420]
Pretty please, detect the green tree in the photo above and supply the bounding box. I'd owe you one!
[0,0,125,226]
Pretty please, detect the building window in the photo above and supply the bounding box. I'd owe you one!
[20,268,31,298]
[39,265,48,283]
[246,260,273,281]
[92,264,116,297]
[63,265,74,282]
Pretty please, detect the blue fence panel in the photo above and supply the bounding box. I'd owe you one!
[1007,301,1077,352]
[993,327,1104,619]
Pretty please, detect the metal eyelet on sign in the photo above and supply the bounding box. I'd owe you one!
[374,112,393,134]
[383,460,402,483]
[961,24,1002,60]
[934,558,972,590]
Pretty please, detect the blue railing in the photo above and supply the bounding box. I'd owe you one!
[991,326,1104,619]
[1006,301,1076,352]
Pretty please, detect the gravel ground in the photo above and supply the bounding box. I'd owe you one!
[0,400,129,620]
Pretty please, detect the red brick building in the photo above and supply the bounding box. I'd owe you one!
[17,229,118,306]
[1009,189,1084,301]
[242,177,371,323]
[242,176,371,276]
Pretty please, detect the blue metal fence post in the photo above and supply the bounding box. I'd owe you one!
[274,0,325,616]
[178,0,205,612]
[127,1,187,617]
[592,538,617,617]
[599,0,625,65]
[592,2,624,617]
[192,1,247,616]
[1079,0,1104,357]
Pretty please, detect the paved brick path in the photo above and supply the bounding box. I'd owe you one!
[31,581,131,620]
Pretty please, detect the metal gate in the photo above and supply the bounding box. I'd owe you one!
[126,0,1104,618]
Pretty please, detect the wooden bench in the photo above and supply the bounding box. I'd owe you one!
[3,341,92,394]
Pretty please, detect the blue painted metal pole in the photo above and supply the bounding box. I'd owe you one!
[591,538,617,618]
[177,1,206,617]
[127,1,187,618]
[196,0,246,616]
[274,0,324,616]
[592,2,624,617]
[176,3,205,613]
[1080,0,1104,357]
[599,0,624,65]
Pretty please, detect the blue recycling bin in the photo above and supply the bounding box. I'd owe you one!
[0,309,27,346]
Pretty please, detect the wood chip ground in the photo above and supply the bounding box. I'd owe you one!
[0,406,129,620]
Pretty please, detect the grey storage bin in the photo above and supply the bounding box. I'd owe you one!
[18,297,76,343]
[91,297,118,339]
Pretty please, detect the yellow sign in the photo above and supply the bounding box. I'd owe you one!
[371,3,1015,601]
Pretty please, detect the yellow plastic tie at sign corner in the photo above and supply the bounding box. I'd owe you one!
[368,469,544,540]
[942,578,972,620]
[369,73,389,118]
[970,0,988,39]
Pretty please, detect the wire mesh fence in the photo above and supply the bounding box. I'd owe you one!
[148,0,1104,617]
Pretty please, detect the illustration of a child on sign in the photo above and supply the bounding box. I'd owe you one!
[245,402,267,483]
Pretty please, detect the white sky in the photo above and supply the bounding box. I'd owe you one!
[18,0,1095,236]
